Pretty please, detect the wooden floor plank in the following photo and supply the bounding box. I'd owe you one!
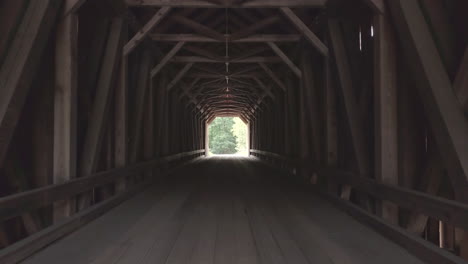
[21,157,427,264]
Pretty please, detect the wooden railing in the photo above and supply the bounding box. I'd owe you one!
[249,149,298,171]
[0,149,205,263]
[249,149,467,264]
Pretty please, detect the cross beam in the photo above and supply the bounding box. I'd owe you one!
[125,0,327,8]
[150,34,302,43]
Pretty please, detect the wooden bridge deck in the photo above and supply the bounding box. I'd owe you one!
[23,157,424,264]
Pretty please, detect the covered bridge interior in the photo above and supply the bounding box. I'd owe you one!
[1,0,468,263]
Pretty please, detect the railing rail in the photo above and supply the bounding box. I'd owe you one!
[0,149,205,222]
[0,149,204,263]
[250,148,468,264]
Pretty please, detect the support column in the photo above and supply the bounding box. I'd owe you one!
[374,14,398,224]
[53,13,78,221]
[115,25,128,192]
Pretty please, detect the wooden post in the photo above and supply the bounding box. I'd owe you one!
[154,75,167,157]
[0,0,63,167]
[388,0,468,200]
[161,75,171,156]
[324,55,338,192]
[301,47,322,165]
[53,12,78,221]
[129,49,152,163]
[143,77,154,178]
[373,14,399,224]
[79,18,124,210]
[115,24,128,193]
[285,76,299,158]
[328,19,371,178]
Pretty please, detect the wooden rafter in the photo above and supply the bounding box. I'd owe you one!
[79,18,124,208]
[230,16,281,40]
[172,15,225,41]
[455,47,468,113]
[63,0,86,17]
[280,7,328,56]
[362,0,385,14]
[171,56,282,63]
[267,42,302,78]
[125,0,327,8]
[151,41,185,77]
[328,19,370,177]
[0,0,63,166]
[258,62,287,91]
[252,77,275,100]
[124,7,171,55]
[150,33,301,42]
[388,0,468,200]
[167,63,194,91]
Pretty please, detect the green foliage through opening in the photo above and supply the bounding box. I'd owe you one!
[208,117,248,155]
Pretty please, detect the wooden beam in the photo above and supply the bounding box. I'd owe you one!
[230,46,270,62]
[324,57,337,168]
[143,77,154,177]
[151,41,185,77]
[125,0,327,8]
[0,0,62,167]
[150,34,301,42]
[373,14,398,224]
[230,16,281,40]
[79,18,124,208]
[53,12,78,222]
[0,152,202,264]
[328,19,370,177]
[388,0,468,200]
[115,25,128,193]
[63,0,86,17]
[300,48,321,165]
[280,7,328,56]
[455,47,468,113]
[155,74,168,157]
[420,0,456,76]
[172,15,225,41]
[124,7,171,55]
[130,50,152,163]
[184,45,224,61]
[172,56,282,63]
[258,62,287,91]
[320,188,467,264]
[253,77,275,100]
[362,0,385,14]
[167,63,194,91]
[267,42,302,78]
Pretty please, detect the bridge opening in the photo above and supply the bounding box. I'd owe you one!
[207,117,248,156]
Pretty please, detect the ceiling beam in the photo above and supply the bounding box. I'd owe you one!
[125,0,327,8]
[184,45,225,61]
[267,42,302,78]
[253,77,275,100]
[280,7,328,56]
[171,56,282,63]
[167,63,194,91]
[362,0,385,14]
[258,62,287,91]
[63,0,86,17]
[230,46,270,62]
[230,16,281,40]
[150,34,302,42]
[124,7,171,55]
[172,15,225,41]
[151,41,185,77]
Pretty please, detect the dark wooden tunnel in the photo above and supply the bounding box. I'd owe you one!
[0,0,467,263]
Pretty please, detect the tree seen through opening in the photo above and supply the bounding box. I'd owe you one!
[208,117,248,155]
